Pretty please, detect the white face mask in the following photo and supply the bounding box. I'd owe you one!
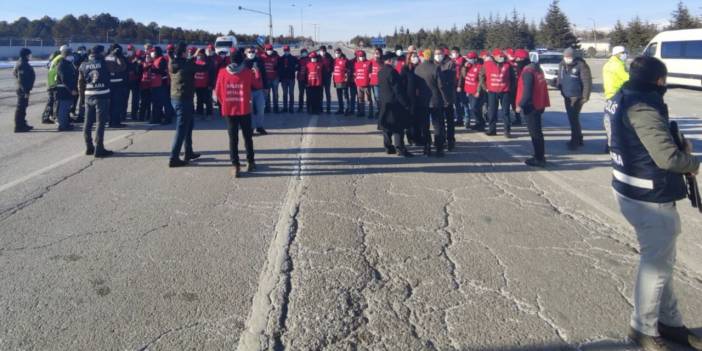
[467,59,476,64]
[434,54,444,62]
[311,58,318,63]
[65,55,74,62]
[318,50,324,56]
[396,50,403,57]
[564,57,573,64]
[450,52,458,59]
[495,57,505,63]
[28,54,33,60]
[266,50,273,56]
[619,53,628,61]
[150,52,157,59]
[359,56,365,61]
[410,57,419,64]
[301,52,308,57]
[246,53,256,60]
[334,53,340,58]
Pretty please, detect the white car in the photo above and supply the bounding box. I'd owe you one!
[214,36,238,56]
[643,28,702,88]
[529,51,563,88]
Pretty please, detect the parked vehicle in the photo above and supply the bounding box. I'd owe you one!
[643,28,702,88]
[214,35,238,55]
[529,51,563,88]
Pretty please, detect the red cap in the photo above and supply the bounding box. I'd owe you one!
[355,50,366,57]
[505,48,514,56]
[283,45,290,51]
[229,47,237,54]
[127,44,134,50]
[491,49,503,57]
[467,51,478,59]
[135,49,144,58]
[207,44,214,50]
[480,50,488,57]
[167,44,175,50]
[264,44,273,50]
[514,49,529,59]
[309,52,318,58]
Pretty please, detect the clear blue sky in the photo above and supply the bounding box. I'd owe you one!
[0,0,693,41]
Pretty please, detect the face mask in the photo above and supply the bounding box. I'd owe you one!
[151,52,157,59]
[197,55,205,61]
[434,54,444,62]
[206,50,212,56]
[266,50,273,56]
[301,52,308,57]
[311,58,318,63]
[619,53,628,61]
[396,50,403,57]
[219,53,227,57]
[374,54,381,59]
[564,57,573,64]
[246,53,256,60]
[410,57,419,64]
[28,54,33,60]
[467,59,476,65]
[495,57,505,63]
[656,84,667,96]
[358,56,365,61]
[450,53,458,59]
[334,53,340,58]
[65,55,74,62]
[318,50,324,56]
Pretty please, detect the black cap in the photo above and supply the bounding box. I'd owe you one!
[19,48,32,58]
[319,45,326,51]
[232,50,244,65]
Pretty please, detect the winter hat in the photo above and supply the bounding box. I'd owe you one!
[514,49,529,60]
[612,46,626,56]
[491,49,503,57]
[467,51,478,59]
[59,45,72,55]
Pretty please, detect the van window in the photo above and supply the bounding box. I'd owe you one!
[644,43,657,57]
[215,41,233,48]
[661,40,702,59]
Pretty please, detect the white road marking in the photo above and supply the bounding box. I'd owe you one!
[0,133,130,194]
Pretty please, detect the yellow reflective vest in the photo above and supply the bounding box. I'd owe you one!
[603,56,629,99]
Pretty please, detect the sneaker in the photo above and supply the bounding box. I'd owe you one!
[168,158,188,168]
[485,130,497,136]
[185,152,201,161]
[256,128,268,135]
[385,146,397,155]
[14,125,33,133]
[658,323,702,350]
[629,328,672,351]
[94,148,114,158]
[245,161,257,172]
[85,145,95,156]
[524,157,546,168]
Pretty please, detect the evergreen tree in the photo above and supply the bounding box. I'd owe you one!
[609,20,628,47]
[540,0,579,49]
[668,1,701,30]
[626,17,658,52]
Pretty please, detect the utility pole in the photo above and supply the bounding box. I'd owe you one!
[291,3,311,38]
[311,23,319,45]
[239,3,274,45]
[588,18,598,56]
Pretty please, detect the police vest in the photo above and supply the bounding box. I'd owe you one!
[516,64,550,111]
[608,88,687,203]
[559,62,583,98]
[79,58,111,97]
[484,61,511,93]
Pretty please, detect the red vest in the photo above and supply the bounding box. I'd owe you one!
[153,56,170,85]
[464,63,481,95]
[261,54,279,81]
[215,67,253,117]
[484,60,511,93]
[141,62,155,89]
[297,57,309,81]
[394,57,405,73]
[370,60,381,86]
[333,57,348,84]
[306,61,323,87]
[194,59,209,89]
[354,60,372,87]
[251,65,264,90]
[516,64,550,111]
[453,56,466,83]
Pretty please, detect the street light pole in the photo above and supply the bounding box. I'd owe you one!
[588,18,598,55]
[238,4,274,45]
[291,3,311,38]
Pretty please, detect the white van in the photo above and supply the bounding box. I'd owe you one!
[214,36,238,55]
[643,28,702,88]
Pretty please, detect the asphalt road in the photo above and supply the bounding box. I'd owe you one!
[0,59,701,351]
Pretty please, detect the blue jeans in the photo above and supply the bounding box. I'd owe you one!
[170,99,194,160]
[57,98,73,129]
[266,79,280,111]
[371,85,380,106]
[281,79,295,110]
[488,92,511,132]
[455,93,466,120]
[251,90,266,129]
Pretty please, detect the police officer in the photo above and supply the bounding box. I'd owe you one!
[13,48,35,133]
[54,45,77,132]
[608,56,702,351]
[71,46,88,122]
[603,46,630,153]
[105,44,128,128]
[42,49,61,124]
[78,45,114,158]
[557,47,592,150]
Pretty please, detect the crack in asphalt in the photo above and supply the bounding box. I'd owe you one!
[136,321,200,351]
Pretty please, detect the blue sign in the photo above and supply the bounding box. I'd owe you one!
[371,37,386,46]
[257,36,266,45]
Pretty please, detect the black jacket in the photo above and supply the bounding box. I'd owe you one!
[169,56,207,101]
[401,64,419,113]
[78,55,111,98]
[378,63,411,131]
[277,54,298,80]
[245,56,268,90]
[13,58,35,94]
[414,61,442,108]
[56,58,77,100]
[436,58,456,105]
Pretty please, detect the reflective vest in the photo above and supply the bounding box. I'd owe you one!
[603,56,629,99]
[194,59,209,89]
[608,87,686,203]
[354,60,372,87]
[47,55,63,88]
[306,61,323,87]
[464,63,481,95]
[215,67,253,117]
[333,57,348,84]
[370,60,381,86]
[484,60,511,93]
[516,64,550,111]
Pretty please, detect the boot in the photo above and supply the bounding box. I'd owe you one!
[85,144,95,156]
[14,124,33,133]
[168,158,188,167]
[94,147,114,158]
[385,146,396,154]
[231,164,241,178]
[524,157,546,168]
[504,129,512,139]
[246,161,257,172]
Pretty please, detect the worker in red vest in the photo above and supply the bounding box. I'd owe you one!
[332,48,350,115]
[136,50,151,122]
[481,48,513,138]
[514,49,550,168]
[261,44,280,113]
[369,47,383,119]
[462,51,485,131]
[214,50,256,178]
[296,48,309,113]
[450,47,467,126]
[345,52,357,116]
[354,50,373,118]
[304,52,324,115]
[194,50,213,118]
[505,48,523,126]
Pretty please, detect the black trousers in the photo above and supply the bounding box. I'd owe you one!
[564,97,585,143]
[525,109,545,161]
[225,115,255,165]
[335,87,347,112]
[195,87,213,115]
[307,86,323,115]
[383,129,405,150]
[129,83,140,119]
[297,80,306,110]
[15,91,29,128]
[412,105,431,148]
[138,89,152,121]
[443,105,456,145]
[430,107,446,150]
[322,77,332,111]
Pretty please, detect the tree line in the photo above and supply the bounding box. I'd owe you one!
[351,0,701,54]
